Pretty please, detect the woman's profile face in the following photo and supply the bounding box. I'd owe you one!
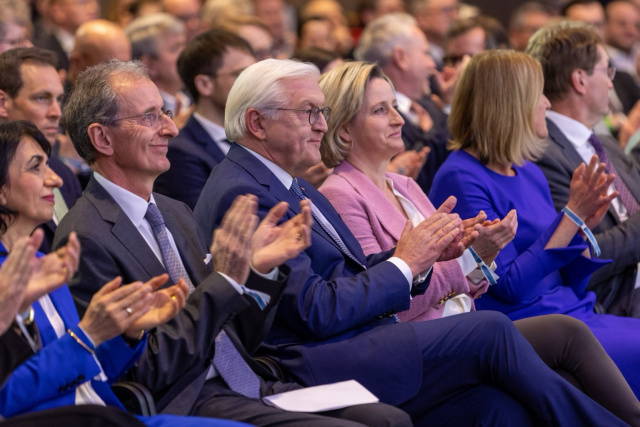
[344,77,405,161]
[0,137,62,228]
[534,93,551,139]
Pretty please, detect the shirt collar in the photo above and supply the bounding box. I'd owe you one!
[395,91,412,116]
[93,171,156,227]
[193,112,227,142]
[240,145,293,189]
[546,110,593,150]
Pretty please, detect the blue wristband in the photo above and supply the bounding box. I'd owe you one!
[468,247,498,285]
[561,206,601,257]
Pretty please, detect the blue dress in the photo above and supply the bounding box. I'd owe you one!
[0,245,250,427]
[430,149,640,398]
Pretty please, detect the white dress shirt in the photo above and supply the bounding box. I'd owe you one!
[193,112,231,155]
[395,91,420,128]
[240,145,423,291]
[546,111,640,288]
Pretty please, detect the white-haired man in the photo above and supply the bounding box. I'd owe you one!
[194,57,628,426]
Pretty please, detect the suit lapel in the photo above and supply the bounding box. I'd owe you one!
[183,115,226,164]
[84,177,170,284]
[226,144,361,260]
[157,196,212,285]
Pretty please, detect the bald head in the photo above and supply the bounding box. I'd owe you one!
[69,19,131,82]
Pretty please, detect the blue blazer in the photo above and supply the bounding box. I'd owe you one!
[0,251,145,418]
[194,144,431,406]
[154,114,226,210]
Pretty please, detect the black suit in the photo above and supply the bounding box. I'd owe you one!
[154,115,226,210]
[398,96,451,195]
[536,118,640,316]
[31,30,69,71]
[613,70,640,115]
[53,176,410,426]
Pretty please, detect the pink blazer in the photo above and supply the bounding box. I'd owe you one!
[320,161,488,321]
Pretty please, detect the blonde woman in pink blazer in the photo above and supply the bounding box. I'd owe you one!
[316,60,640,424]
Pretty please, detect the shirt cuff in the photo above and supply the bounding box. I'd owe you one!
[251,264,280,280]
[217,272,245,295]
[467,261,498,285]
[387,257,433,293]
[457,249,477,277]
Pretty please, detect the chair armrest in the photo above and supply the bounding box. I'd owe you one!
[112,381,157,416]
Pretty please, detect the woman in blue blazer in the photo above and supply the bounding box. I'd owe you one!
[0,121,249,427]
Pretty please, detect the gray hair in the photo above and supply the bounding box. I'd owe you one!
[354,13,418,66]
[125,13,184,59]
[225,58,320,142]
[62,60,150,164]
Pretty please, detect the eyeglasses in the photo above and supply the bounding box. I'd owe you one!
[111,109,173,128]
[275,106,331,125]
[593,65,616,81]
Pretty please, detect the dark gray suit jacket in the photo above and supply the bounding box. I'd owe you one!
[52,176,285,415]
[535,118,640,317]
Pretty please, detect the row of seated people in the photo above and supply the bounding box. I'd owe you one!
[1,18,640,427]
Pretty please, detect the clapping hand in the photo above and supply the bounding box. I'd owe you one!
[0,235,36,333]
[251,199,313,274]
[567,155,617,230]
[471,210,518,265]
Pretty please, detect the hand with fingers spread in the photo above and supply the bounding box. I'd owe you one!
[21,231,81,312]
[124,274,189,340]
[566,155,618,230]
[0,236,36,334]
[394,197,463,277]
[471,210,518,265]
[79,277,155,347]
[210,194,259,285]
[252,199,313,274]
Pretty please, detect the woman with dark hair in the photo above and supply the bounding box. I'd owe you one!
[0,121,249,427]
[430,49,640,402]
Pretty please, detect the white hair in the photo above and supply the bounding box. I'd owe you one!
[125,13,184,59]
[225,59,320,142]
[354,13,418,66]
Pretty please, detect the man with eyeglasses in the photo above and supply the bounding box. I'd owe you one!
[53,59,412,427]
[528,21,640,318]
[154,29,256,209]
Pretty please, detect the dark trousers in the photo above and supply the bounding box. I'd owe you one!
[397,311,625,426]
[193,378,411,427]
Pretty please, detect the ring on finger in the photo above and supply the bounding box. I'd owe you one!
[125,307,133,316]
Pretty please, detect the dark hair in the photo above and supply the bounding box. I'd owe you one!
[561,0,600,17]
[0,121,51,235]
[446,15,509,50]
[177,29,254,103]
[526,20,601,102]
[0,47,58,98]
[292,46,340,72]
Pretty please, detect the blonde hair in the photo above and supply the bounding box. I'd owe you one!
[318,61,393,167]
[448,49,545,166]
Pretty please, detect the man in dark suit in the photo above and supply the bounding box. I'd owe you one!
[527,21,640,317]
[195,57,629,426]
[355,13,452,195]
[154,30,255,209]
[0,48,82,253]
[53,59,412,426]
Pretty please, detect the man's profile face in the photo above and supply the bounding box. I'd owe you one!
[149,31,186,88]
[2,62,64,145]
[584,44,614,121]
[104,78,179,178]
[261,76,327,177]
[404,26,436,95]
[210,47,256,110]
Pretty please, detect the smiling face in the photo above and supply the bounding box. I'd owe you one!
[261,76,328,177]
[1,62,64,145]
[0,136,62,229]
[102,77,179,180]
[344,77,405,164]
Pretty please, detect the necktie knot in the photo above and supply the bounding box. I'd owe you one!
[145,203,165,230]
[290,179,306,201]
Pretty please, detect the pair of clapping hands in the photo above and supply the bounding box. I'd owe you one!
[81,194,312,347]
[394,196,519,278]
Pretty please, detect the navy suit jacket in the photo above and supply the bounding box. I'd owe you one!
[154,115,226,209]
[398,97,451,195]
[194,144,432,406]
[38,157,82,254]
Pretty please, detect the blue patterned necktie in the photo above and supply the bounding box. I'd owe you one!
[144,203,196,293]
[588,134,640,216]
[213,329,261,399]
[289,179,365,268]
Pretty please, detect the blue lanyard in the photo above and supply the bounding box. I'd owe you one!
[561,206,601,257]
[467,247,498,285]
